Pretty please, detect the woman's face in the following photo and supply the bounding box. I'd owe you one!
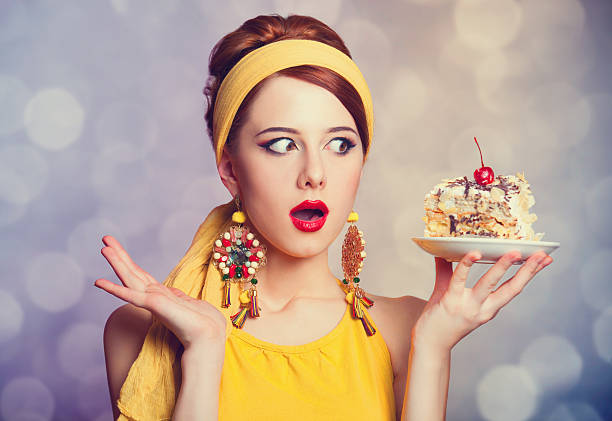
[218,75,364,258]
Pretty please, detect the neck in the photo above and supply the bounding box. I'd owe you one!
[253,242,345,313]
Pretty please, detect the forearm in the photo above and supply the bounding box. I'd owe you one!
[172,343,226,421]
[400,332,451,421]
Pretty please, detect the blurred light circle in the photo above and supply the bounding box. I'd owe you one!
[585,176,612,244]
[545,401,604,421]
[336,19,391,90]
[24,88,85,150]
[67,217,124,279]
[579,248,612,311]
[0,290,24,344]
[0,144,48,205]
[593,306,612,364]
[519,334,582,394]
[475,50,530,114]
[274,0,342,26]
[0,74,31,136]
[94,101,159,163]
[476,364,538,421]
[159,209,207,260]
[523,83,591,147]
[0,376,54,421]
[382,69,430,122]
[25,252,85,312]
[454,0,522,50]
[438,37,488,75]
[57,322,104,381]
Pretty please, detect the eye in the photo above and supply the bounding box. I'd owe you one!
[326,137,357,155]
[262,138,299,155]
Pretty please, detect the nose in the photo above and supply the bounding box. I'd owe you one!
[297,151,327,190]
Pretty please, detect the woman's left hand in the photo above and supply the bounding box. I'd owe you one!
[412,249,553,354]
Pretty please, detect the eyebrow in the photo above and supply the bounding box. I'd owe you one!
[255,126,358,136]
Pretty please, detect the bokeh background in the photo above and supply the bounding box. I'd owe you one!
[1,0,611,420]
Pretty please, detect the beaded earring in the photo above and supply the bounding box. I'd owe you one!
[342,210,376,336]
[211,194,267,328]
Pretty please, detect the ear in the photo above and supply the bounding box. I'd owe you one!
[217,148,240,197]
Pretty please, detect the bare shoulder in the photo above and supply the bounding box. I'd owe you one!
[103,303,153,419]
[366,293,428,419]
[368,293,427,330]
[367,293,427,373]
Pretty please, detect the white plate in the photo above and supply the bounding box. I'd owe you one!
[411,236,560,264]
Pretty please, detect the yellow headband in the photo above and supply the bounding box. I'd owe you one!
[212,39,374,165]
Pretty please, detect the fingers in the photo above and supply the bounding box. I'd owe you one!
[94,278,146,306]
[101,245,145,291]
[431,257,453,301]
[102,235,154,284]
[472,250,522,304]
[448,251,481,296]
[485,252,552,311]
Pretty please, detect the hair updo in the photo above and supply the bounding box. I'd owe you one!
[202,14,369,157]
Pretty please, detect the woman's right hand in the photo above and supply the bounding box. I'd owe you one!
[94,235,228,350]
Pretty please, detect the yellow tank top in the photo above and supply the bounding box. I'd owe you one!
[218,300,396,420]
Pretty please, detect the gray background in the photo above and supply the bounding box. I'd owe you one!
[1,0,611,420]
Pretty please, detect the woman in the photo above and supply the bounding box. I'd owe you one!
[96,14,553,420]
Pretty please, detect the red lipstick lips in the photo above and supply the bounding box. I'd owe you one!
[289,200,329,232]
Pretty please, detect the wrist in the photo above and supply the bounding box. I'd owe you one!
[182,339,226,370]
[410,324,452,360]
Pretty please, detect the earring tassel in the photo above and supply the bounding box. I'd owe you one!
[360,309,376,336]
[352,292,364,318]
[346,290,376,336]
[360,295,374,308]
[222,281,231,308]
[231,306,249,328]
[249,289,260,318]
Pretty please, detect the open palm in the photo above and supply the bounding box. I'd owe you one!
[94,235,227,349]
[413,250,553,352]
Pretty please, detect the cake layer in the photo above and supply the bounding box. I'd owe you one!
[423,172,544,240]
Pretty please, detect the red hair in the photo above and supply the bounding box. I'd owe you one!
[202,14,368,156]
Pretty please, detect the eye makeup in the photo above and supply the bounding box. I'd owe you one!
[257,137,356,156]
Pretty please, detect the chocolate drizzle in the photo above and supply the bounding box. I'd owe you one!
[449,215,456,233]
[446,174,521,201]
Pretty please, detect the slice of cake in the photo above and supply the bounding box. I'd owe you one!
[423,172,544,240]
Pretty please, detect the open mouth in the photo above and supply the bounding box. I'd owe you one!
[291,208,325,221]
[289,200,329,232]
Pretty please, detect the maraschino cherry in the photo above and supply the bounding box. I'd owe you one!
[473,136,494,185]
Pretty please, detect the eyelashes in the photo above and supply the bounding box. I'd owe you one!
[260,137,357,155]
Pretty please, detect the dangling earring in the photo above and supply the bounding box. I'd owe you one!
[211,193,267,328]
[341,210,376,336]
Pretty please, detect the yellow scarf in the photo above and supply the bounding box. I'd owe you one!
[116,39,374,420]
[117,199,245,420]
